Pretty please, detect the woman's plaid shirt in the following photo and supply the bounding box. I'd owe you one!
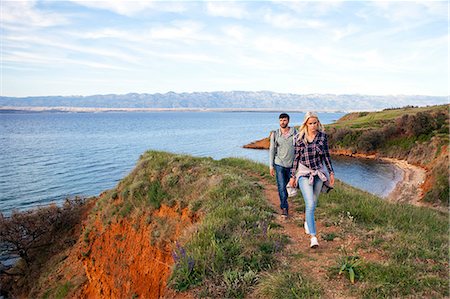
[290,131,334,178]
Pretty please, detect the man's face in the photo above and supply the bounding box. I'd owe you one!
[279,117,289,128]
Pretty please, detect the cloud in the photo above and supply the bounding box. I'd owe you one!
[237,54,288,71]
[3,33,140,65]
[68,0,186,16]
[159,52,222,64]
[273,1,343,16]
[68,0,154,16]
[205,1,248,19]
[149,20,202,40]
[147,20,224,45]
[263,11,324,29]
[332,24,361,41]
[421,1,448,18]
[368,1,447,23]
[3,48,127,70]
[253,36,304,57]
[1,0,68,27]
[221,25,248,42]
[81,28,140,41]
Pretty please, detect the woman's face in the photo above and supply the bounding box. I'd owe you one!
[306,117,319,133]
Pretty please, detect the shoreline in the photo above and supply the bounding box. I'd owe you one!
[328,150,428,206]
[382,158,427,206]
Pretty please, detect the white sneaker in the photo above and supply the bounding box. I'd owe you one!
[304,221,310,235]
[310,236,319,248]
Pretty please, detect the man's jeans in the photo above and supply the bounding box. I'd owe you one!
[274,164,291,210]
[298,175,324,236]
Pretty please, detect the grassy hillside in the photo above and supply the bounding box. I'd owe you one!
[1,151,448,298]
[326,104,449,205]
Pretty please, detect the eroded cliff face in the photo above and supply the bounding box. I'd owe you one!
[79,205,196,298]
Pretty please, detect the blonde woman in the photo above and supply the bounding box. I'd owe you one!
[289,112,335,248]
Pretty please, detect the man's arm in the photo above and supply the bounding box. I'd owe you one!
[269,131,276,176]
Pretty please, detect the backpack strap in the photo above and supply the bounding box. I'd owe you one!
[271,129,279,145]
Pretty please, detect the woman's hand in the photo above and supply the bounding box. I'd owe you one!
[329,173,335,187]
[289,177,296,187]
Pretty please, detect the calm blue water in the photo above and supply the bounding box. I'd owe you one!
[0,111,400,213]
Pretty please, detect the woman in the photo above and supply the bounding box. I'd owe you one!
[289,112,335,248]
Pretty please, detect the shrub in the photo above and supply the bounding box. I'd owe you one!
[0,198,86,267]
[357,130,384,152]
[0,198,88,297]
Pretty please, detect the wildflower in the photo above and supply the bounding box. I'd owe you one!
[187,256,195,272]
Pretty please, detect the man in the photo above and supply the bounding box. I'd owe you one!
[269,113,296,218]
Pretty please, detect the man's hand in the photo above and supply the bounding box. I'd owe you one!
[270,168,274,177]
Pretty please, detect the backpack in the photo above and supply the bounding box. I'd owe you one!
[271,128,297,146]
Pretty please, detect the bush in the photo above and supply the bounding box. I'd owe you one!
[357,130,385,152]
[0,198,86,268]
[327,127,361,149]
[407,112,434,136]
[0,198,88,297]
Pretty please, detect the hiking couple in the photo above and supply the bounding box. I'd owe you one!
[269,112,335,248]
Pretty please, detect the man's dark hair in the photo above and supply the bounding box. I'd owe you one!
[279,113,290,120]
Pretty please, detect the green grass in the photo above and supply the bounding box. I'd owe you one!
[93,152,219,225]
[360,262,448,298]
[256,270,323,298]
[319,180,449,297]
[329,105,448,129]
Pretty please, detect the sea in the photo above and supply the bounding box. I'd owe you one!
[0,111,402,214]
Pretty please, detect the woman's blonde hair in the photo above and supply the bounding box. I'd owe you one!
[298,112,324,144]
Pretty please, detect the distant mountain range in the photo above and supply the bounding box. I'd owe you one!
[0,91,447,112]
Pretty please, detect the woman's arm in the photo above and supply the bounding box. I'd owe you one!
[322,134,335,186]
[289,139,301,187]
[322,133,334,175]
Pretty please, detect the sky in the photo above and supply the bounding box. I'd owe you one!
[0,0,448,97]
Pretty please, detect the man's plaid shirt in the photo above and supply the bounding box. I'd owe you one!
[290,131,334,178]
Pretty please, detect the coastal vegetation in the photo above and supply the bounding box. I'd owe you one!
[0,198,89,297]
[1,151,448,298]
[326,104,448,204]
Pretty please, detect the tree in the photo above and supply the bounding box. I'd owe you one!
[0,198,86,272]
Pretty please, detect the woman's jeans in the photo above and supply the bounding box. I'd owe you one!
[298,175,323,236]
[274,164,290,210]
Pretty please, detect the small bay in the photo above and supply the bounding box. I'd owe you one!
[0,111,400,213]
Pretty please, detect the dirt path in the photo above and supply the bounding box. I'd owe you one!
[257,177,355,298]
